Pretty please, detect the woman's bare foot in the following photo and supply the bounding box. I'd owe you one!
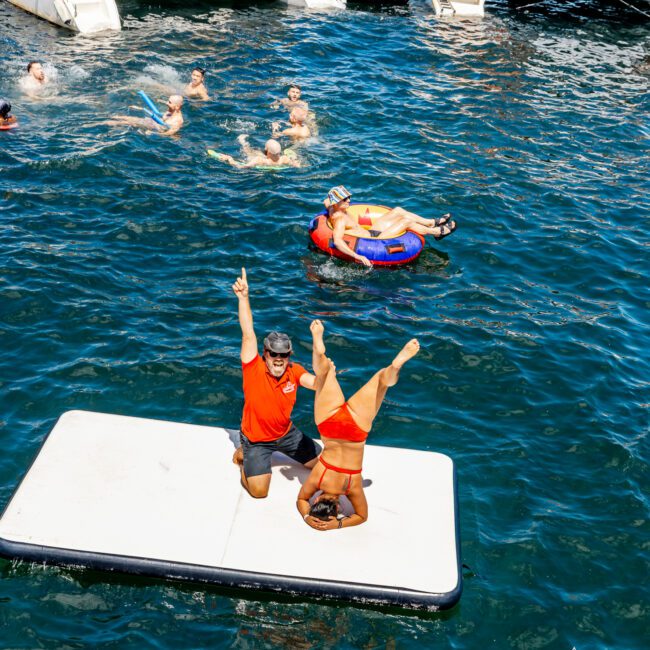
[232,446,243,466]
[310,319,326,355]
[392,339,420,369]
[311,320,331,377]
[379,339,420,388]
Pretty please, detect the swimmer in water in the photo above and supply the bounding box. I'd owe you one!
[21,61,48,94]
[272,106,310,140]
[184,67,209,100]
[215,135,300,168]
[324,186,457,267]
[0,99,17,129]
[297,319,420,531]
[272,84,308,111]
[106,95,184,136]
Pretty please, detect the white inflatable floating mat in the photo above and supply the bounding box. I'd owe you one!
[0,410,461,611]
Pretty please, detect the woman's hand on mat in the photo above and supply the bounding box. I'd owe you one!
[306,516,338,531]
[356,255,372,268]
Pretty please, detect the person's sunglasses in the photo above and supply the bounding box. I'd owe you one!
[266,350,290,359]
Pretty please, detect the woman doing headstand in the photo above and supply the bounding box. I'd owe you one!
[297,319,420,531]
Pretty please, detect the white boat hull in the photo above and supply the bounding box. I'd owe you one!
[432,0,485,17]
[8,0,121,33]
[285,0,346,9]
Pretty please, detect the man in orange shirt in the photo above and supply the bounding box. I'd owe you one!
[232,268,320,498]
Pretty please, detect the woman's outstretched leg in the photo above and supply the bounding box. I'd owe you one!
[378,219,457,240]
[346,339,420,431]
[376,207,451,229]
[310,320,345,425]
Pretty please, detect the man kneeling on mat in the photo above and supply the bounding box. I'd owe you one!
[232,268,321,498]
[297,319,419,530]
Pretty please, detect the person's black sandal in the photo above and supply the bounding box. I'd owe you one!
[434,220,457,240]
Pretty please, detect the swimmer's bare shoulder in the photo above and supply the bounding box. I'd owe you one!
[280,154,301,167]
[334,210,363,235]
[185,83,209,100]
[240,153,269,167]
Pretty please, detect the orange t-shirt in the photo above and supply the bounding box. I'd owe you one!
[241,355,307,443]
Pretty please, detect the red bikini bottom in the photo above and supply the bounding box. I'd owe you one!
[317,456,362,496]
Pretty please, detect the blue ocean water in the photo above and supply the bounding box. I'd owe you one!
[1,0,648,647]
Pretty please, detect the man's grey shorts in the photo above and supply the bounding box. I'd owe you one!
[240,426,321,478]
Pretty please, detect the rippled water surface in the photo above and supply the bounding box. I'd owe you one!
[1,0,649,647]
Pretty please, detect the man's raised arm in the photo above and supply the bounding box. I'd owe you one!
[232,268,257,364]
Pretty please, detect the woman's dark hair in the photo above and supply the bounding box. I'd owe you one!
[0,100,11,119]
[309,498,338,521]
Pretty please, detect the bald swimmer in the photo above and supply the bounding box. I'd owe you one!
[106,95,184,136]
[272,106,310,140]
[215,135,300,168]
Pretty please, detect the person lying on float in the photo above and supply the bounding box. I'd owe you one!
[324,185,457,268]
[215,136,300,168]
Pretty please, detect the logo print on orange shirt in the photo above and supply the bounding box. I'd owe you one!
[283,382,296,394]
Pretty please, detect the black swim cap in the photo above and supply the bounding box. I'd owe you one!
[0,100,11,119]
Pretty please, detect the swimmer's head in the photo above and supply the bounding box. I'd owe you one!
[191,68,205,85]
[264,139,282,158]
[287,84,301,101]
[27,61,45,81]
[310,494,340,520]
[167,95,183,110]
[324,185,352,209]
[290,107,307,124]
[0,100,11,119]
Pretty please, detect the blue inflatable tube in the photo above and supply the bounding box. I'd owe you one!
[308,204,426,267]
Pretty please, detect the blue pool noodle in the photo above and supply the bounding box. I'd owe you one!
[138,90,163,117]
[143,109,167,128]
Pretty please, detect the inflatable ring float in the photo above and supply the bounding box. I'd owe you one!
[0,121,18,131]
[309,203,425,266]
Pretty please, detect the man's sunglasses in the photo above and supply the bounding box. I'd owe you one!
[265,350,290,359]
